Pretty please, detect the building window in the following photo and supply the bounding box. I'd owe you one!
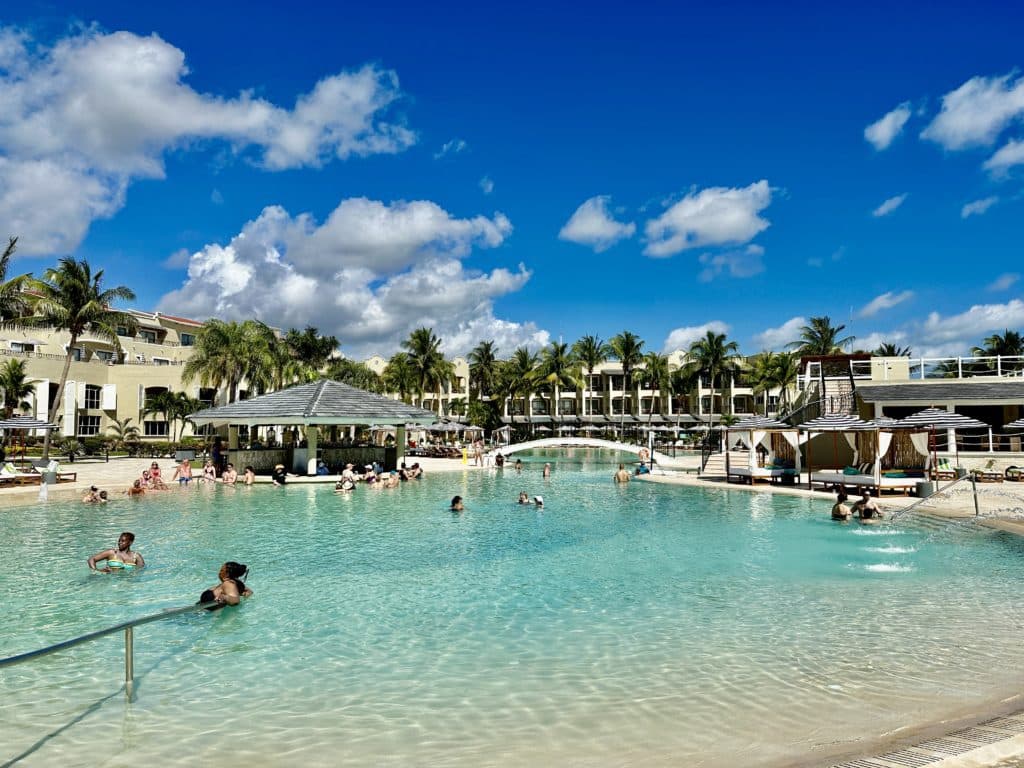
[767,395,780,412]
[10,342,35,353]
[558,398,576,416]
[116,326,128,337]
[587,375,603,390]
[71,347,85,361]
[180,333,195,347]
[84,384,101,409]
[139,330,158,344]
[610,375,625,391]
[78,415,100,436]
[586,398,603,414]
[531,399,549,416]
[152,357,171,366]
[144,420,169,437]
[94,350,115,362]
[641,397,657,414]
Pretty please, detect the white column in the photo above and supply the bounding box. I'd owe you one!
[306,426,319,475]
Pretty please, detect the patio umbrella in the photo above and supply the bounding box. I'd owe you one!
[731,416,790,430]
[557,425,576,433]
[1005,417,1024,430]
[535,425,552,433]
[897,407,987,467]
[797,414,874,488]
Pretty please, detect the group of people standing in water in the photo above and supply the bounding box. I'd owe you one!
[832,488,884,523]
[87,531,252,609]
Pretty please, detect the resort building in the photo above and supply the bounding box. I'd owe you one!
[2,303,1022,455]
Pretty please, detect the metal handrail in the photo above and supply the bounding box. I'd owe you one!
[0,601,216,698]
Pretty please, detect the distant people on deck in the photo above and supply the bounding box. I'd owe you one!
[634,462,650,476]
[88,532,144,572]
[172,459,193,485]
[316,459,330,476]
[271,463,287,486]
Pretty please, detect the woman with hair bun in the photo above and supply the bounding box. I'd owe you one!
[199,561,253,609]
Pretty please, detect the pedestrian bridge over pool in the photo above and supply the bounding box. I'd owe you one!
[484,437,690,469]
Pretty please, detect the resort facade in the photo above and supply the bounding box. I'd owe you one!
[4,309,1024,453]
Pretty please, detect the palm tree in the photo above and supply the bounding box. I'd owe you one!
[609,331,645,425]
[972,329,1024,373]
[0,358,35,418]
[325,358,385,392]
[24,258,137,458]
[687,330,740,422]
[0,237,33,323]
[641,351,672,426]
[572,335,610,417]
[874,342,912,357]
[468,340,501,401]
[383,353,417,404]
[535,342,582,425]
[499,347,539,427]
[747,351,779,415]
[183,319,268,404]
[284,326,339,371]
[788,316,855,356]
[106,416,140,449]
[402,327,453,411]
[771,351,801,413]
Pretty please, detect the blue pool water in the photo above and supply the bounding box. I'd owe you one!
[3,449,1024,767]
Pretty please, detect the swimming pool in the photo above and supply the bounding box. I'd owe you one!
[3,448,1024,767]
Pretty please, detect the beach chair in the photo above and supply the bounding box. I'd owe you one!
[931,458,956,481]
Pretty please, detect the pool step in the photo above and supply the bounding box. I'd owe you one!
[830,712,1024,767]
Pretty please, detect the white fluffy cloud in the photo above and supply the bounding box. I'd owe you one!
[961,196,999,217]
[479,176,494,195]
[916,299,1024,357]
[983,139,1024,175]
[858,290,914,318]
[0,26,414,254]
[697,244,765,282]
[157,198,545,358]
[752,316,805,352]
[558,196,636,252]
[864,103,912,150]
[872,193,908,217]
[920,72,1024,150]
[988,272,1019,292]
[643,180,771,257]
[662,321,730,353]
[434,138,467,159]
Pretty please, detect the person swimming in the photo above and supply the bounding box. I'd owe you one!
[450,495,464,512]
[517,491,530,504]
[831,491,851,522]
[88,532,145,572]
[198,561,252,610]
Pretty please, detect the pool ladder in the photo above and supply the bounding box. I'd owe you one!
[0,601,216,699]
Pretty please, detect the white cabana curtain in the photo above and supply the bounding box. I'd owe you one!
[781,430,803,472]
[909,431,932,468]
[843,432,858,464]
[874,431,894,481]
[749,430,767,468]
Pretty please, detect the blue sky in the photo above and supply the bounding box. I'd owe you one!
[2,1,1023,359]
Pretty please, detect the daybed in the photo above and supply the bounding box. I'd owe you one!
[728,466,798,485]
[810,468,918,495]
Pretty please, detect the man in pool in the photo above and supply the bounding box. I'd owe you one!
[88,532,145,572]
[853,490,884,522]
[614,463,631,483]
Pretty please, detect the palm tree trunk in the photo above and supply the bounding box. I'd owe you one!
[43,337,78,460]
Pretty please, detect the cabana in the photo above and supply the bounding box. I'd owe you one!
[188,379,435,475]
[724,416,801,485]
[897,407,988,478]
[800,414,919,495]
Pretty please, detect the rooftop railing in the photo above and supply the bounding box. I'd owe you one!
[850,355,1024,381]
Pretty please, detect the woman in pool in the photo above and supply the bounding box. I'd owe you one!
[88,532,145,572]
[199,561,253,609]
[831,491,851,522]
[517,491,529,504]
[450,495,464,512]
[201,459,217,482]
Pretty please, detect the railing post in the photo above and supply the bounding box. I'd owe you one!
[125,626,134,697]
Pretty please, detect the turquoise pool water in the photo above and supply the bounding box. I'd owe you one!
[4,449,1024,767]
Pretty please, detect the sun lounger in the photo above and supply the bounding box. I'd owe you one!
[728,466,792,485]
[0,469,42,486]
[810,470,915,495]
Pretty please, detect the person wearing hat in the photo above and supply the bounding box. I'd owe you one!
[271,463,287,486]
[341,463,357,482]
[335,477,356,493]
[364,464,378,483]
